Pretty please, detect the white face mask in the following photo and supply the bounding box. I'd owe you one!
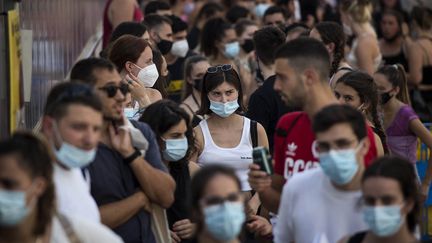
[134,63,159,87]
[171,39,189,58]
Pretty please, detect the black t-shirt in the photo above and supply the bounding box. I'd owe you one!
[88,120,167,243]
[246,75,297,152]
[167,51,196,102]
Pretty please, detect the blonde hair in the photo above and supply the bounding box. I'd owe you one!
[342,0,373,24]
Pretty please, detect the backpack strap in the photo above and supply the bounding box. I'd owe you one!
[275,113,302,138]
[57,213,82,243]
[250,120,258,148]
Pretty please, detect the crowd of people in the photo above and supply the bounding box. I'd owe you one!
[1,0,432,242]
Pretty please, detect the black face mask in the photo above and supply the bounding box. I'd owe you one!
[157,39,173,55]
[380,91,393,105]
[241,39,254,53]
[193,78,202,91]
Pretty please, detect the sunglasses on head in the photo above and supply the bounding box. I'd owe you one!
[98,83,130,98]
[207,64,233,74]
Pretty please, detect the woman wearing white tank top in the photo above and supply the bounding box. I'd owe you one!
[341,0,382,75]
[190,64,269,217]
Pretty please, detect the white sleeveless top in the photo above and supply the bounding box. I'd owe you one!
[198,117,253,191]
[347,35,382,71]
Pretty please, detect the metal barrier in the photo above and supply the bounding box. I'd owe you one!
[415,123,432,240]
[19,0,105,130]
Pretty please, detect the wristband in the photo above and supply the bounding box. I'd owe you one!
[123,149,141,164]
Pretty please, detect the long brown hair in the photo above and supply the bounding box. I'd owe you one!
[376,64,411,105]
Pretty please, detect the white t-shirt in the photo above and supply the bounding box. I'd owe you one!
[54,164,100,223]
[51,215,123,243]
[274,167,368,243]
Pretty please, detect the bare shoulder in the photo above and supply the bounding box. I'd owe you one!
[188,161,200,177]
[193,125,204,148]
[147,88,163,102]
[110,0,135,8]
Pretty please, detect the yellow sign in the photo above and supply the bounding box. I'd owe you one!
[7,9,23,132]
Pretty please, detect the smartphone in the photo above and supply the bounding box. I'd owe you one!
[252,147,273,175]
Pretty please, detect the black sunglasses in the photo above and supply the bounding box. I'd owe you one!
[207,64,233,74]
[98,83,130,98]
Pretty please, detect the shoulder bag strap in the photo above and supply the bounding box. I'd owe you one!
[57,213,82,243]
[250,120,258,148]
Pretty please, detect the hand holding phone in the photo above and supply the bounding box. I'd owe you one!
[252,147,273,175]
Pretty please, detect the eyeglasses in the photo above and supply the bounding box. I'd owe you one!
[200,192,242,207]
[207,64,233,74]
[98,83,130,98]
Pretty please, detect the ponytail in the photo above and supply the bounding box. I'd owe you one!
[376,64,411,105]
[394,64,411,105]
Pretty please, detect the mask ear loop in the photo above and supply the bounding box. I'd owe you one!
[51,121,64,151]
[355,139,365,153]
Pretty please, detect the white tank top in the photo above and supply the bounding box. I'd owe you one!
[198,117,253,191]
[347,35,382,71]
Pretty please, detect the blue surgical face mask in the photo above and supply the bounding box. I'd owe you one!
[53,123,96,169]
[224,42,240,59]
[124,107,140,120]
[0,189,31,226]
[363,205,404,237]
[204,201,246,241]
[163,137,188,162]
[255,3,271,18]
[318,142,363,185]
[209,100,239,118]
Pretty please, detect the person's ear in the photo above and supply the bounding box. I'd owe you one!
[42,116,55,140]
[216,40,224,51]
[30,177,47,202]
[149,30,159,42]
[402,198,415,216]
[326,42,335,55]
[363,100,371,111]
[125,61,135,74]
[394,86,400,96]
[186,75,194,85]
[303,68,319,86]
[359,137,370,157]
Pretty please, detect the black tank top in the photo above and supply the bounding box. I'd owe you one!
[382,49,409,71]
[417,38,432,102]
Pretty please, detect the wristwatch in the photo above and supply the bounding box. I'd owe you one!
[123,149,142,164]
